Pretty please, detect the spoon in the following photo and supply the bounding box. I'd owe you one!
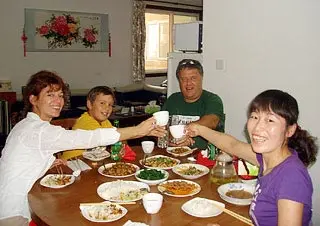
[72,169,81,177]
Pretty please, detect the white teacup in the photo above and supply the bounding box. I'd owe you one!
[141,141,155,154]
[143,193,163,214]
[169,125,186,139]
[153,111,169,126]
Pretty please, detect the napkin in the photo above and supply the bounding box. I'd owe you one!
[123,220,149,226]
[196,151,216,168]
[67,159,92,172]
[122,144,136,161]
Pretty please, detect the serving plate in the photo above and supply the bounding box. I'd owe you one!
[181,197,225,218]
[40,174,75,189]
[97,180,150,202]
[83,148,110,161]
[80,202,127,223]
[157,179,201,197]
[135,168,169,185]
[140,155,180,170]
[98,162,139,178]
[166,146,194,157]
[217,182,255,206]
[172,163,209,180]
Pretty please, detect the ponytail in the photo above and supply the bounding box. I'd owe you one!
[288,126,318,167]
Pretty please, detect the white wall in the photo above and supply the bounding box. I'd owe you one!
[0,0,133,94]
[203,0,320,223]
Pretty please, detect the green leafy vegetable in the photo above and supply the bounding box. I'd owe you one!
[138,169,165,180]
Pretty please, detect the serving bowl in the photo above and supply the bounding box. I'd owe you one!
[217,182,255,206]
[135,169,169,186]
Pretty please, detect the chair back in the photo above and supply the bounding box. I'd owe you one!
[51,118,77,130]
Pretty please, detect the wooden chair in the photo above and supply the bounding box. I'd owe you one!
[51,118,77,130]
[51,118,77,158]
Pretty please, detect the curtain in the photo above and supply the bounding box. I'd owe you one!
[132,0,146,82]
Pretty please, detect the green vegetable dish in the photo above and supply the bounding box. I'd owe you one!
[137,169,165,180]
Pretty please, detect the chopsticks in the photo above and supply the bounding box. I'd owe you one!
[55,165,64,177]
[212,202,254,226]
[80,201,136,206]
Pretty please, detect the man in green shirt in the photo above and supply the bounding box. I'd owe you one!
[162,59,225,149]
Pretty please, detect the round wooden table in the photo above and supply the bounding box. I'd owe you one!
[28,146,251,226]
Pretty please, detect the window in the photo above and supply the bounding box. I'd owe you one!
[145,8,201,74]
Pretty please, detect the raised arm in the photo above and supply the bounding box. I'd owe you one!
[186,123,258,166]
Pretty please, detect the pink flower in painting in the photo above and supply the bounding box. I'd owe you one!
[51,16,69,36]
[84,28,96,42]
[82,26,98,48]
[38,25,50,35]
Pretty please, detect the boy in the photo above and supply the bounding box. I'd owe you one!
[60,86,115,160]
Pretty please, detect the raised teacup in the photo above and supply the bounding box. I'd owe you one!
[169,125,185,139]
[153,111,169,126]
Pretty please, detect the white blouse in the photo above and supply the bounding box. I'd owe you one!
[0,112,120,221]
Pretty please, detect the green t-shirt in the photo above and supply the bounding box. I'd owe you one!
[162,90,225,149]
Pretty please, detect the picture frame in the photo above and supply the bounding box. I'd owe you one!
[24,8,109,52]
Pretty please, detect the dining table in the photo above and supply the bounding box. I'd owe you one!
[28,146,252,226]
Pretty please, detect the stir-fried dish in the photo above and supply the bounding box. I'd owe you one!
[170,147,190,154]
[144,157,179,168]
[160,181,198,195]
[44,175,72,186]
[225,189,253,199]
[103,162,136,176]
[178,166,204,175]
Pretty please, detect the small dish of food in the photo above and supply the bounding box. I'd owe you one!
[158,179,201,197]
[98,162,139,178]
[40,174,75,189]
[166,146,194,157]
[181,197,225,218]
[140,155,180,170]
[172,163,209,180]
[80,201,127,222]
[217,182,255,206]
[135,168,169,185]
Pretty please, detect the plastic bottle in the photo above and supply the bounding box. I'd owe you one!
[111,120,122,161]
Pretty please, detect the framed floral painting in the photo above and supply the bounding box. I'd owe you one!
[24,8,109,52]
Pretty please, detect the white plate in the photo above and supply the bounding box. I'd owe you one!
[172,163,209,180]
[166,146,194,157]
[80,202,127,223]
[98,162,139,178]
[97,180,150,202]
[157,179,201,197]
[135,169,169,185]
[140,155,180,170]
[181,197,225,218]
[83,150,110,161]
[40,174,75,189]
[217,182,255,206]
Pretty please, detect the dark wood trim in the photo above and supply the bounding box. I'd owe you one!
[145,72,167,78]
[146,4,203,20]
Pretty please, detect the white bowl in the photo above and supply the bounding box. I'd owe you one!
[169,125,185,139]
[153,111,169,126]
[143,193,163,214]
[141,141,155,154]
[172,163,209,180]
[217,182,255,206]
[135,169,169,185]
